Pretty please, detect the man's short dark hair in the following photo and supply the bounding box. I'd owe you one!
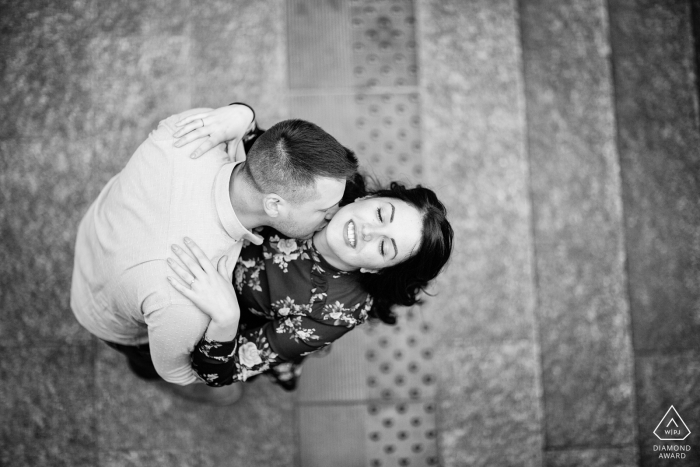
[243,119,358,203]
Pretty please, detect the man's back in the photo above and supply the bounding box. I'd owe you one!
[71,109,250,384]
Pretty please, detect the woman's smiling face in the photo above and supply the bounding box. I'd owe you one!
[316,196,423,271]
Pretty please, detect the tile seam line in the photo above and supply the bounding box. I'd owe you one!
[515,0,547,463]
[297,398,437,407]
[288,86,421,96]
[605,0,642,461]
[544,443,639,452]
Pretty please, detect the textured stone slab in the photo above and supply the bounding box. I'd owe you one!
[608,0,700,353]
[100,450,212,467]
[635,351,700,466]
[93,0,191,37]
[95,343,295,466]
[520,0,635,447]
[191,0,288,127]
[88,34,193,156]
[545,447,638,467]
[0,0,94,140]
[0,342,97,467]
[0,138,95,345]
[436,340,543,467]
[417,0,537,346]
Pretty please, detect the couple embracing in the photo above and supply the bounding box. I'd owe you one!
[70,103,453,404]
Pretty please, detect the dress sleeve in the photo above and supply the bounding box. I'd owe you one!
[191,294,373,387]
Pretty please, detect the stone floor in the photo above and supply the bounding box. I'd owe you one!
[1,1,699,466]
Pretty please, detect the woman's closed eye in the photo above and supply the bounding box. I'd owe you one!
[376,207,383,223]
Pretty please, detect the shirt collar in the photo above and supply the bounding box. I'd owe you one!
[214,161,263,245]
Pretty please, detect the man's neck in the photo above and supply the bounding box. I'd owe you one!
[228,164,265,231]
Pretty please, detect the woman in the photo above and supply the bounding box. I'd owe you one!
[167,175,453,390]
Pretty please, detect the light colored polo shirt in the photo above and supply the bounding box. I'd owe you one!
[70,108,262,385]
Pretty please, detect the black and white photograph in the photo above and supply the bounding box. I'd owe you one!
[1,0,699,466]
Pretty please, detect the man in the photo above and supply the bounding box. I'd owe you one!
[70,104,357,396]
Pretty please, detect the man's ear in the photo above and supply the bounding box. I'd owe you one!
[262,193,284,218]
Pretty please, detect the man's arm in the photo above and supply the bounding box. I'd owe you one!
[145,303,211,385]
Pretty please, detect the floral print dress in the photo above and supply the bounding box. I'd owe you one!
[191,227,373,390]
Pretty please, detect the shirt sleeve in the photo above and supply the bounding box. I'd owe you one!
[145,303,211,385]
[191,294,373,387]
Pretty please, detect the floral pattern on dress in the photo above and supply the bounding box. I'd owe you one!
[321,297,372,328]
[234,257,264,294]
[191,227,372,390]
[264,236,312,272]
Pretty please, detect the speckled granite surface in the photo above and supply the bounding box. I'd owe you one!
[418,0,537,346]
[521,0,636,449]
[436,341,543,467]
[0,342,97,467]
[608,0,700,464]
[609,0,700,354]
[635,351,700,466]
[418,0,543,465]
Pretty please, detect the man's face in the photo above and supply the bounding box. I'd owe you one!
[273,177,346,239]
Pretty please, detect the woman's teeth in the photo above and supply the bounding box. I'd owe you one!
[348,221,356,247]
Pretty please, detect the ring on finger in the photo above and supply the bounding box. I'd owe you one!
[189,277,196,286]
[199,118,204,128]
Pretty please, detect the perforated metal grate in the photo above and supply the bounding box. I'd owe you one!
[365,401,440,467]
[363,307,436,402]
[351,0,418,88]
[362,306,439,467]
[353,93,423,181]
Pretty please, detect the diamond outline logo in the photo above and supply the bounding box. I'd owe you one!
[653,406,691,441]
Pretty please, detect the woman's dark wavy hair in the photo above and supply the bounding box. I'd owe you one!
[340,171,454,324]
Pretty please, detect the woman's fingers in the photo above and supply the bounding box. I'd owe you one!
[167,275,194,299]
[175,112,209,128]
[171,243,204,280]
[167,257,196,285]
[183,237,216,274]
[173,123,204,142]
[173,127,208,148]
[188,139,216,159]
